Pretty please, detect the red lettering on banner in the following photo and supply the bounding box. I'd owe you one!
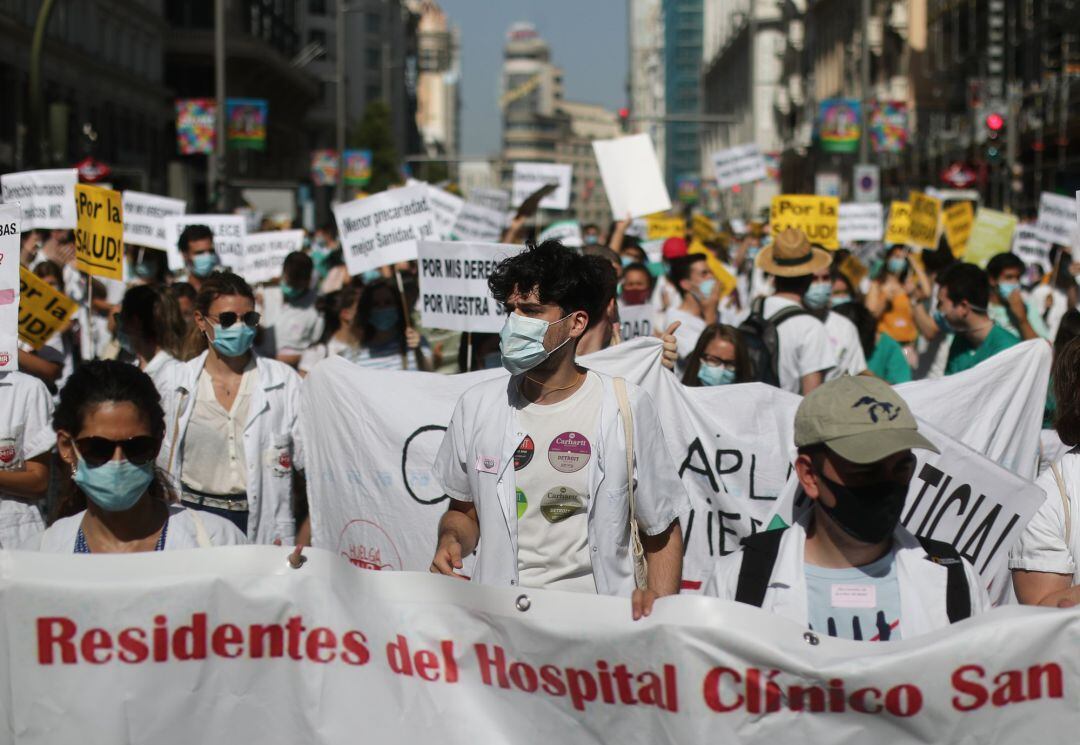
[117,627,149,663]
[788,685,826,712]
[849,687,883,714]
[341,631,371,666]
[540,664,567,696]
[387,634,456,681]
[415,649,439,681]
[80,628,112,664]
[703,667,744,712]
[884,684,923,717]
[286,617,306,660]
[153,615,169,661]
[211,624,244,659]
[250,624,285,658]
[952,663,1064,711]
[37,617,77,664]
[566,668,598,711]
[172,613,207,660]
[306,628,337,663]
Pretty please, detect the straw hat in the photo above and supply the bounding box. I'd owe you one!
[754,228,833,277]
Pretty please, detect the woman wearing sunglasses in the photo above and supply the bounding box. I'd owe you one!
[26,361,246,552]
[159,272,304,546]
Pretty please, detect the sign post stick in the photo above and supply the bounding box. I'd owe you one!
[465,332,473,372]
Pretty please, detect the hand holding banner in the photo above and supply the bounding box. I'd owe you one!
[74,184,124,281]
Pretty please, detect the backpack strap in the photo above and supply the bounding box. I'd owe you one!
[734,528,787,607]
[916,537,971,623]
[768,304,810,326]
[750,295,767,318]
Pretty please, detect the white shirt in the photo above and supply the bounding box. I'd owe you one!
[299,337,354,374]
[1010,453,1079,583]
[180,363,256,495]
[259,286,325,356]
[1029,285,1069,341]
[823,311,868,380]
[762,296,836,393]
[0,372,54,548]
[28,504,249,552]
[143,350,187,403]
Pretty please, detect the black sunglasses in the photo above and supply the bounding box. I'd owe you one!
[209,311,261,329]
[75,436,158,468]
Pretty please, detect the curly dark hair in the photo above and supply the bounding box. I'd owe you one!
[488,240,606,325]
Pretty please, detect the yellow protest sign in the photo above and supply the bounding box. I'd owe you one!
[908,191,941,249]
[646,214,686,240]
[838,254,869,289]
[965,209,1018,268]
[75,184,124,280]
[943,201,975,257]
[18,267,78,350]
[884,202,911,245]
[769,195,839,249]
[691,214,719,243]
[688,240,737,298]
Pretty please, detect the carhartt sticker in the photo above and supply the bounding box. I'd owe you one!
[547,432,591,473]
[540,486,585,523]
[514,436,535,470]
[516,488,528,519]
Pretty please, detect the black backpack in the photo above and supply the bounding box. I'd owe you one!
[737,297,810,386]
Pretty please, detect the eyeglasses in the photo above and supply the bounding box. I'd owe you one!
[75,436,158,467]
[701,355,736,370]
[209,311,261,329]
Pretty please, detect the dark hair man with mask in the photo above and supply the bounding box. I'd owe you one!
[178,224,219,291]
[431,241,690,621]
[936,262,1020,376]
[985,252,1039,341]
[704,376,989,640]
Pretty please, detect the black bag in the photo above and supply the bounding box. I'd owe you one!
[737,297,809,386]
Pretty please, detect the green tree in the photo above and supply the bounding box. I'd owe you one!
[349,100,400,193]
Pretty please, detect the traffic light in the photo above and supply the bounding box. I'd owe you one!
[618,107,630,133]
[985,113,1005,163]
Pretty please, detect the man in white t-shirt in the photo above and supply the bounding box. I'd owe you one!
[803,266,867,380]
[258,252,325,368]
[752,228,837,394]
[663,251,720,365]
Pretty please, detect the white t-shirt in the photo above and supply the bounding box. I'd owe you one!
[824,311,868,380]
[28,504,249,552]
[299,337,354,374]
[762,296,836,393]
[513,372,602,593]
[663,307,707,362]
[259,287,325,356]
[1010,453,1080,584]
[0,372,54,548]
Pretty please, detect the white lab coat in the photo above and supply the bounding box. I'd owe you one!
[703,512,991,638]
[434,370,690,597]
[160,351,304,545]
[0,372,54,548]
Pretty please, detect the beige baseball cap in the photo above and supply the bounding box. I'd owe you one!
[794,376,939,464]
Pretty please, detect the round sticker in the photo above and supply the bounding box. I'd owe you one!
[514,436,535,471]
[547,431,591,473]
[540,486,586,523]
[516,488,528,519]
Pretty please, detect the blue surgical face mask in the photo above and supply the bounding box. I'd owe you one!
[646,261,665,278]
[697,362,736,386]
[499,312,572,375]
[746,245,761,260]
[887,257,907,275]
[804,281,832,310]
[933,309,957,334]
[620,256,635,268]
[134,261,157,279]
[697,278,718,298]
[281,283,304,301]
[210,324,256,357]
[73,454,155,512]
[830,294,853,308]
[584,234,600,246]
[369,307,400,331]
[997,282,1019,299]
[191,252,219,277]
[361,269,382,283]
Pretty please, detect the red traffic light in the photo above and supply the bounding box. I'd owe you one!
[985,113,1005,132]
[618,107,630,119]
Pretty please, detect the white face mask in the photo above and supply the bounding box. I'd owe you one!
[498,313,572,375]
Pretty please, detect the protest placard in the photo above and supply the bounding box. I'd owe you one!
[1013,225,1052,273]
[333,185,435,276]
[468,187,510,214]
[769,195,839,249]
[1035,192,1078,246]
[0,203,18,371]
[884,201,911,244]
[593,134,672,218]
[646,215,686,240]
[242,229,305,285]
[74,184,124,281]
[18,266,78,350]
[512,162,573,211]
[424,185,464,240]
[691,214,719,243]
[163,214,247,272]
[417,241,522,333]
[538,220,583,247]
[943,201,974,257]
[837,203,884,243]
[0,168,77,230]
[711,144,768,190]
[617,303,655,341]
[451,202,504,243]
[122,191,186,252]
[965,209,1018,268]
[908,191,941,249]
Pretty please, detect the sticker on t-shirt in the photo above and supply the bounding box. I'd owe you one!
[475,455,499,474]
[516,488,528,519]
[540,486,586,523]
[831,584,877,608]
[0,436,19,470]
[514,436,535,471]
[547,432,591,473]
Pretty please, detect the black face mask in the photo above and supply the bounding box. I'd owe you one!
[816,472,908,545]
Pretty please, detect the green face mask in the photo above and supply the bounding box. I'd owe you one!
[282,283,304,301]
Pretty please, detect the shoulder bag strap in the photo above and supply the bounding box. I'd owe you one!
[916,537,972,623]
[1051,461,1072,547]
[734,528,786,607]
[613,377,648,590]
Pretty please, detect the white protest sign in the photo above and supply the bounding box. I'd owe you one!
[1036,192,1078,246]
[468,187,510,214]
[451,202,504,243]
[417,241,521,333]
[711,144,767,190]
[0,169,77,229]
[0,203,19,372]
[538,220,583,247]
[617,303,655,341]
[122,191,186,252]
[1013,226,1053,273]
[425,185,465,240]
[242,229,305,285]
[593,134,671,218]
[333,185,435,276]
[512,162,573,211]
[163,214,247,272]
[838,203,885,243]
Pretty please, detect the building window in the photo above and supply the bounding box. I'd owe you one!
[309,0,327,14]
[366,47,381,69]
[366,12,381,33]
[366,83,382,101]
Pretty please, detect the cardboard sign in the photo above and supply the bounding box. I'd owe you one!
[710,143,767,190]
[688,240,737,298]
[837,203,884,243]
[617,303,655,341]
[0,203,18,371]
[417,241,522,333]
[451,202,504,243]
[122,191,187,252]
[0,168,77,229]
[1013,225,1052,273]
[592,134,672,219]
[769,195,839,249]
[18,266,78,350]
[646,215,686,240]
[511,162,573,211]
[1035,192,1078,247]
[907,191,941,249]
[691,214,719,243]
[242,229,305,285]
[163,215,247,272]
[942,201,974,257]
[538,220,583,247]
[74,184,124,280]
[965,208,1018,268]
[333,185,435,276]
[468,187,510,214]
[884,201,911,245]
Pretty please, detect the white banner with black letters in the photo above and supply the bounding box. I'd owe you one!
[333,185,436,276]
[417,241,522,333]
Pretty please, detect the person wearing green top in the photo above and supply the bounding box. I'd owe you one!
[936,263,1020,376]
[868,332,912,384]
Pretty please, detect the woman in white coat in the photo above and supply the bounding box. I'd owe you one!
[118,285,188,420]
[160,271,304,545]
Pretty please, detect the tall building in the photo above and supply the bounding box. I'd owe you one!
[411,0,461,163]
[628,0,666,175]
[556,101,619,227]
[663,0,703,193]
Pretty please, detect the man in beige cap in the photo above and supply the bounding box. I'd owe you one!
[745,228,837,394]
[704,376,989,640]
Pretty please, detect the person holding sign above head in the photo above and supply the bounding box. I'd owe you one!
[25,361,246,552]
[160,272,304,545]
[704,376,989,640]
[935,263,1019,376]
[431,241,690,621]
[681,324,750,387]
[338,278,432,371]
[178,224,220,291]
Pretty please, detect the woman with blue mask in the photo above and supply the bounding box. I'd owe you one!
[681,324,750,387]
[160,272,306,545]
[26,360,246,552]
[339,279,433,371]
